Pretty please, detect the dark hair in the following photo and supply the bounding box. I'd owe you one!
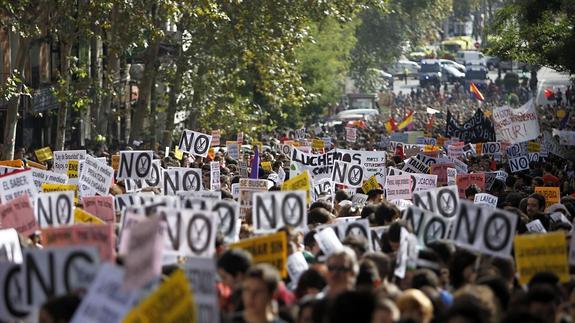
[504,192,525,208]
[356,259,380,290]
[449,248,478,290]
[328,291,376,323]
[387,220,410,244]
[295,268,326,299]
[426,241,454,266]
[40,294,82,322]
[501,309,544,323]
[477,275,511,310]
[360,204,378,223]
[373,202,400,226]
[411,268,439,289]
[245,263,281,295]
[303,230,318,250]
[526,284,561,305]
[308,207,334,225]
[465,184,481,198]
[217,249,253,277]
[528,193,546,210]
[335,190,351,203]
[362,252,392,282]
[309,199,334,214]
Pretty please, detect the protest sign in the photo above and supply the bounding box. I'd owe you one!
[508,155,529,173]
[451,201,518,257]
[313,178,334,201]
[514,232,569,285]
[53,150,86,174]
[402,157,430,174]
[526,219,547,233]
[78,156,114,197]
[474,193,498,209]
[0,160,23,168]
[346,127,357,143]
[385,174,412,200]
[0,195,38,237]
[415,153,443,166]
[446,109,496,143]
[534,187,560,208]
[282,170,311,203]
[210,161,220,191]
[184,257,220,323]
[493,100,541,144]
[287,252,309,287]
[362,175,381,194]
[124,216,165,290]
[74,208,105,224]
[239,178,269,218]
[163,167,203,195]
[212,200,241,243]
[395,228,419,279]
[416,137,437,146]
[117,151,154,180]
[67,159,79,184]
[22,246,99,306]
[211,129,221,146]
[402,205,451,246]
[312,139,325,150]
[331,160,366,188]
[42,223,115,261]
[261,161,272,172]
[31,168,68,190]
[36,191,75,227]
[480,142,501,155]
[447,168,457,186]
[430,163,455,186]
[0,228,23,263]
[370,226,387,252]
[124,160,164,193]
[230,231,288,278]
[0,261,28,321]
[123,270,196,323]
[0,165,20,176]
[295,128,306,140]
[528,141,541,153]
[553,129,575,146]
[335,149,387,185]
[178,129,212,157]
[314,227,344,256]
[82,196,115,223]
[462,143,476,159]
[0,169,37,204]
[34,146,53,162]
[159,207,217,258]
[253,191,307,233]
[448,144,464,159]
[410,174,438,193]
[70,263,139,323]
[290,148,336,181]
[456,173,485,198]
[325,218,372,246]
[412,185,460,218]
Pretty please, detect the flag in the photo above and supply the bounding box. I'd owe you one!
[544,88,554,100]
[384,117,397,132]
[469,82,484,101]
[426,114,435,131]
[250,145,260,179]
[560,111,570,129]
[397,111,414,130]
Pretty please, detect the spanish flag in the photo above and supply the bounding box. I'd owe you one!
[397,111,414,130]
[470,82,484,101]
[385,117,397,133]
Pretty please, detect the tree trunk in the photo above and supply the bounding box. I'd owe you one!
[2,37,30,160]
[100,50,119,142]
[55,41,72,150]
[90,32,103,139]
[119,60,131,144]
[162,56,184,148]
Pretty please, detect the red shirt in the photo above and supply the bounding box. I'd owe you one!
[542,174,560,186]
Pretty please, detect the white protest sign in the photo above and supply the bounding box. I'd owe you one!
[493,100,541,144]
[211,129,221,146]
[370,226,387,252]
[35,191,75,227]
[210,161,220,191]
[385,174,412,200]
[402,157,430,174]
[0,262,29,321]
[394,227,419,279]
[53,150,86,174]
[412,185,460,218]
[124,160,164,193]
[451,201,518,257]
[391,198,413,211]
[124,216,165,290]
[213,200,241,243]
[295,128,306,140]
[509,155,530,173]
[117,151,154,180]
[114,192,155,213]
[526,220,547,233]
[287,252,309,287]
[402,205,451,246]
[314,227,344,256]
[313,178,334,201]
[158,207,217,258]
[331,160,365,188]
[481,142,501,155]
[278,167,286,184]
[321,218,372,246]
[447,168,457,186]
[184,257,220,323]
[410,174,438,193]
[474,193,498,209]
[231,183,240,199]
[346,127,357,143]
[178,129,212,157]
[22,246,99,306]
[78,155,114,197]
[253,191,307,233]
[351,193,368,207]
[30,168,68,190]
[227,142,240,160]
[0,169,37,205]
[0,228,23,263]
[336,149,387,185]
[0,166,20,176]
[163,167,203,195]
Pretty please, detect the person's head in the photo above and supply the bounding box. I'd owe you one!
[294,268,326,300]
[356,259,381,290]
[367,189,384,204]
[527,193,546,217]
[543,164,554,174]
[327,290,377,323]
[242,263,281,317]
[326,246,359,297]
[372,296,401,323]
[217,249,253,288]
[307,207,334,226]
[373,202,401,226]
[39,294,82,323]
[309,199,334,214]
[362,252,393,283]
[465,184,481,201]
[396,289,434,323]
[296,296,319,323]
[449,248,478,290]
[387,220,410,251]
[527,284,561,323]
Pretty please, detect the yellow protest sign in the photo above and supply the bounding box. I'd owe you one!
[111,155,120,170]
[74,208,105,224]
[475,143,482,155]
[34,147,53,162]
[42,183,79,204]
[312,139,325,150]
[0,160,23,168]
[229,232,287,278]
[174,145,183,160]
[423,145,440,152]
[528,141,541,153]
[514,232,569,285]
[281,170,311,204]
[261,161,272,172]
[362,175,380,194]
[535,187,560,208]
[123,270,196,323]
[67,160,79,179]
[27,160,47,170]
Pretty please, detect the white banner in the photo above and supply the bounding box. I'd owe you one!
[493,99,541,144]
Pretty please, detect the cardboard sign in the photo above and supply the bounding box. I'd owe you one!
[238,178,269,218]
[410,174,438,193]
[210,161,220,191]
[402,205,451,246]
[0,261,28,321]
[346,127,357,143]
[35,147,53,162]
[229,231,288,278]
[447,168,457,186]
[313,178,334,201]
[0,195,38,237]
[211,129,221,147]
[226,142,240,160]
[74,208,105,225]
[412,185,460,218]
[362,175,380,194]
[430,163,454,186]
[82,196,115,223]
[179,129,212,157]
[184,258,220,323]
[526,219,547,233]
[42,224,115,261]
[286,252,309,287]
[70,263,139,323]
[493,100,541,144]
[480,142,501,155]
[78,155,114,197]
[509,155,530,173]
[385,174,412,200]
[331,160,365,188]
[212,200,241,243]
[123,270,196,323]
[282,170,311,203]
[36,191,75,227]
[514,232,569,285]
[252,191,307,233]
[528,141,541,153]
[312,139,325,150]
[124,216,165,290]
[117,151,154,180]
[53,150,86,174]
[124,160,164,193]
[0,169,37,205]
[451,201,518,257]
[402,157,430,174]
[456,173,485,198]
[474,193,498,209]
[30,168,68,191]
[0,228,23,263]
[0,160,23,168]
[159,207,217,258]
[394,227,419,279]
[534,187,560,208]
[314,227,344,256]
[163,167,203,195]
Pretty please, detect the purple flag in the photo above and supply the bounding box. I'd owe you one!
[250,145,260,179]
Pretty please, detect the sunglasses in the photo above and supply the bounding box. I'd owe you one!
[327,265,352,273]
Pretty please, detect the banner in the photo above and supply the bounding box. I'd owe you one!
[514,232,569,285]
[446,109,496,143]
[229,231,287,278]
[493,100,541,144]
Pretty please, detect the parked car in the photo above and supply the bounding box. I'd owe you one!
[439,59,466,73]
[455,50,486,66]
[442,65,465,83]
[385,60,421,77]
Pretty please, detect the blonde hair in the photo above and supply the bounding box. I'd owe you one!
[396,289,434,323]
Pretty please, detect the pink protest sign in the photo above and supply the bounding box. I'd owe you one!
[456,173,486,198]
[0,194,38,237]
[41,223,115,261]
[82,196,116,223]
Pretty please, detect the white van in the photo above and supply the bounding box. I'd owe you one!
[456,51,486,66]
